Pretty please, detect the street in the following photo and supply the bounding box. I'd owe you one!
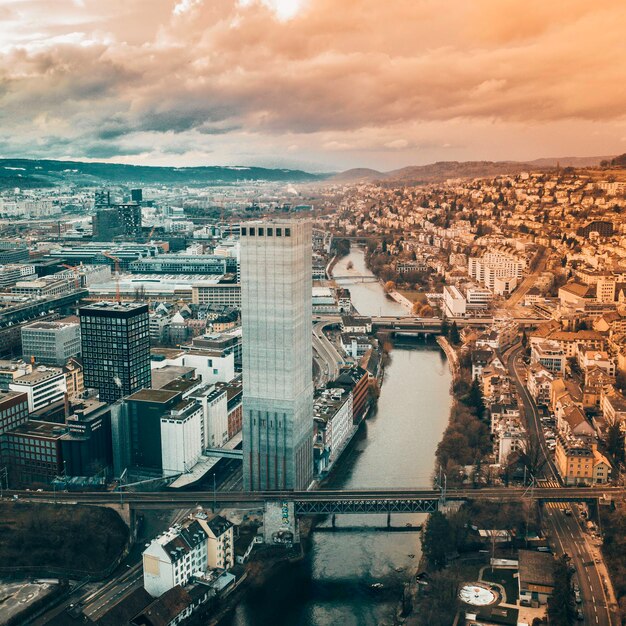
[506,344,617,625]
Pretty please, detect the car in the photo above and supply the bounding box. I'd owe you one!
[576,609,584,621]
[564,508,572,516]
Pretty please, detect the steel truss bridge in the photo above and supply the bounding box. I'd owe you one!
[295,497,438,515]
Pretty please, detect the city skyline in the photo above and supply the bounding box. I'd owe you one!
[1,1,625,170]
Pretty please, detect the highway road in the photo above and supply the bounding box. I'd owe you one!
[506,343,617,625]
[312,321,343,384]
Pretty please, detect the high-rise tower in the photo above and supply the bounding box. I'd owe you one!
[79,302,151,403]
[240,220,313,491]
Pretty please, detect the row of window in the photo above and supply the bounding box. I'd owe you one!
[241,226,291,237]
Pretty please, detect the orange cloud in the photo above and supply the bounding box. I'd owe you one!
[0,0,624,168]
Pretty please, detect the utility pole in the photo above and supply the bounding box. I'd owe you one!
[212,473,217,513]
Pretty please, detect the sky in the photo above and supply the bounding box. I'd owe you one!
[0,0,625,172]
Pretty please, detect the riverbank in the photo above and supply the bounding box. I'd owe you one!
[436,336,460,383]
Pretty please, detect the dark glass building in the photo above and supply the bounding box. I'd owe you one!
[79,302,151,403]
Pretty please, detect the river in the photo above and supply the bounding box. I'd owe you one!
[221,248,452,626]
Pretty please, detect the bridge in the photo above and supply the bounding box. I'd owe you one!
[203,448,243,459]
[10,486,621,511]
[334,274,379,283]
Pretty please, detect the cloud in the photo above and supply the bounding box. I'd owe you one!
[0,0,624,168]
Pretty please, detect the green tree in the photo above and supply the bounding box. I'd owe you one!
[449,321,461,345]
[547,555,575,625]
[421,511,451,570]
[465,377,485,417]
[440,317,450,338]
[606,422,624,464]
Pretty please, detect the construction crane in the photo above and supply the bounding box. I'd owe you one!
[60,263,81,290]
[146,224,157,241]
[103,251,122,303]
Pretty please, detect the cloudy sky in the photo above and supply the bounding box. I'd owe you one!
[1,0,625,171]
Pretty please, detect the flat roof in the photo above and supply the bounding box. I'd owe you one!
[126,388,180,403]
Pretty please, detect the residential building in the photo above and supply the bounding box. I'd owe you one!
[531,340,566,375]
[240,220,314,491]
[142,512,234,598]
[79,302,151,403]
[191,283,241,308]
[555,435,610,485]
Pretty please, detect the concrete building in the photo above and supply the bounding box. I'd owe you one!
[21,321,81,365]
[160,399,203,474]
[79,302,151,403]
[240,220,314,491]
[191,282,241,308]
[443,285,466,317]
[518,550,555,606]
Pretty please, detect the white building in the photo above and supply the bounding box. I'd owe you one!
[160,400,203,474]
[143,518,209,597]
[443,285,466,318]
[192,386,229,449]
[9,366,67,412]
[143,512,235,598]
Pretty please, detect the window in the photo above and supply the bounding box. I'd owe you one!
[258,227,264,236]
[249,227,255,236]
[285,228,291,237]
[276,228,282,236]
[267,227,273,236]
[241,227,247,236]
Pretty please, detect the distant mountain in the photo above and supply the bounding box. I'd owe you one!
[329,168,384,183]
[0,158,326,190]
[333,156,616,185]
[605,153,626,167]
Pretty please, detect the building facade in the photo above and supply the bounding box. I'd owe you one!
[79,302,151,403]
[240,220,314,491]
[21,321,81,365]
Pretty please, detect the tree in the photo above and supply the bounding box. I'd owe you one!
[547,555,575,625]
[440,317,450,337]
[421,511,451,570]
[606,422,624,464]
[420,304,434,317]
[448,321,461,345]
[384,280,396,293]
[465,377,485,417]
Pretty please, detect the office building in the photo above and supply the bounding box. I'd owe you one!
[60,401,113,477]
[21,321,81,365]
[0,241,29,264]
[240,220,314,491]
[79,302,151,403]
[92,203,142,241]
[9,366,67,413]
[0,390,29,436]
[131,188,143,203]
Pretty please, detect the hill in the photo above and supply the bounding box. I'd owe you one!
[333,155,615,185]
[0,158,326,190]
